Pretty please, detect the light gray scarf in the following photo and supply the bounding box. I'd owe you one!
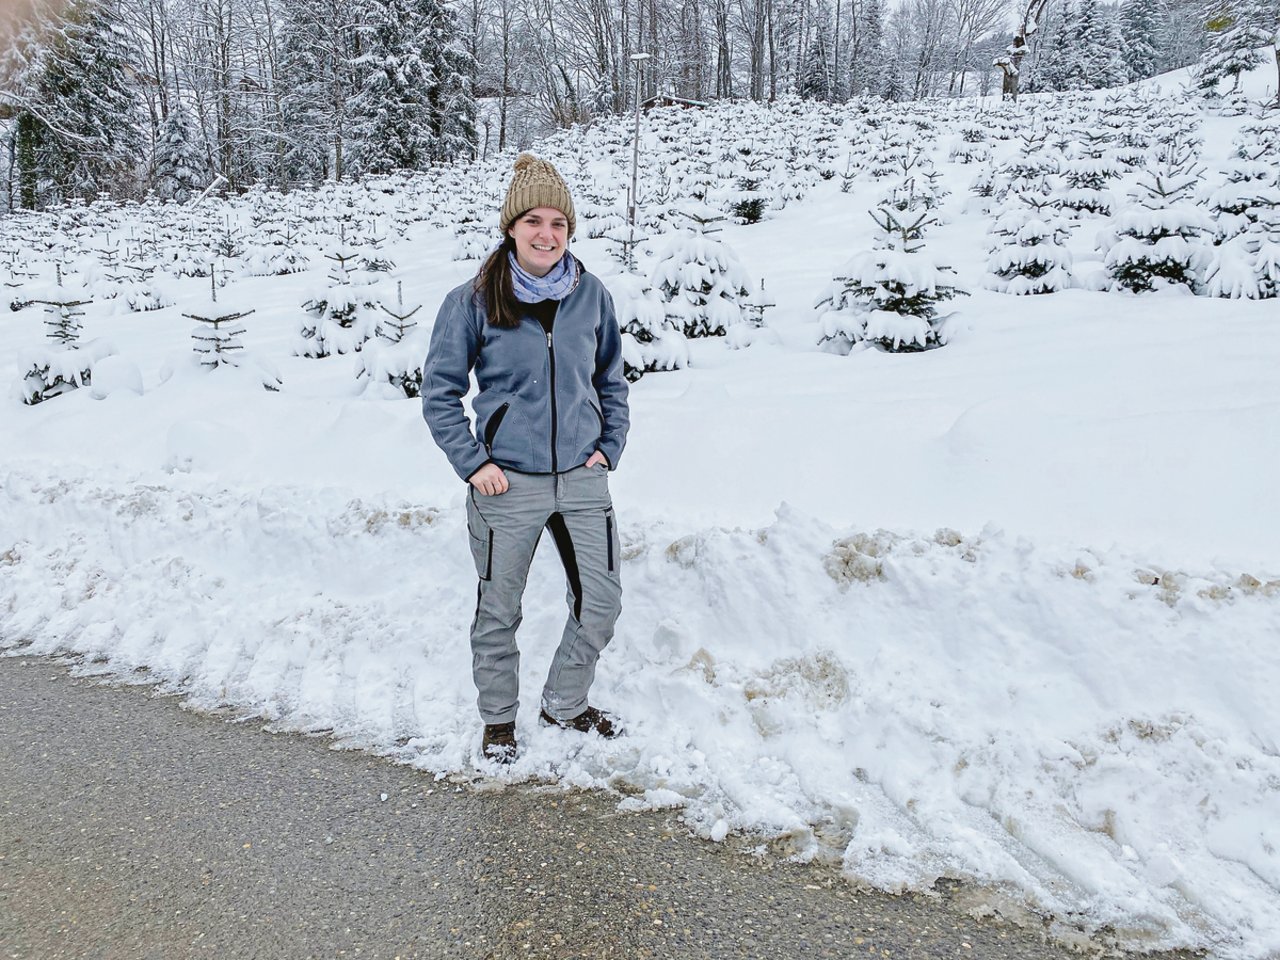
[508,250,579,303]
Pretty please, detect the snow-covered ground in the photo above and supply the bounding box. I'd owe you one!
[3,62,1279,958]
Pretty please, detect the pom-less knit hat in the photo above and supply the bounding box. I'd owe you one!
[500,153,576,238]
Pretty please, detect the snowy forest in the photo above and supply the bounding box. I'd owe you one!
[0,0,1277,211]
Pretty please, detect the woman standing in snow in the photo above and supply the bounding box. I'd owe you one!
[422,154,630,764]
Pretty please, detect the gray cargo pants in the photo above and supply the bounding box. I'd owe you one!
[465,463,622,724]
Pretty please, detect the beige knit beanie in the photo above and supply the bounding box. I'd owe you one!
[500,153,576,238]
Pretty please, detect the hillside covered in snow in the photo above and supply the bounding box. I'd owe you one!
[3,61,1279,959]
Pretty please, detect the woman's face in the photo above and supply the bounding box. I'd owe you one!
[508,207,569,277]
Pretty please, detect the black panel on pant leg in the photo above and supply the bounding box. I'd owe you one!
[546,512,583,622]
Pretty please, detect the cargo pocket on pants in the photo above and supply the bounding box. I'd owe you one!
[605,509,618,575]
[468,495,493,581]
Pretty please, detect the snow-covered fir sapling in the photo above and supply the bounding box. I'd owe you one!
[814,203,966,354]
[949,124,991,164]
[601,221,648,272]
[838,157,858,194]
[727,279,778,350]
[985,190,1074,295]
[214,216,243,259]
[12,269,116,405]
[17,266,90,345]
[999,128,1060,198]
[650,205,751,339]
[968,162,1003,214]
[180,275,281,391]
[1204,159,1280,244]
[187,275,254,370]
[1056,128,1119,217]
[1233,115,1280,162]
[259,219,311,276]
[114,256,173,313]
[1203,162,1280,299]
[610,272,690,382]
[867,128,912,180]
[356,282,428,398]
[723,141,770,225]
[296,231,381,358]
[1104,141,1213,294]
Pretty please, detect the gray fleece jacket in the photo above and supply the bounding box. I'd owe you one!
[422,263,630,482]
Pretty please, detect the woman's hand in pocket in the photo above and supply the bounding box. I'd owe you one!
[469,463,509,496]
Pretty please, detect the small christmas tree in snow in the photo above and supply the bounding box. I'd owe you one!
[720,141,771,224]
[1056,128,1119,217]
[184,275,281,390]
[609,272,690,382]
[1204,217,1280,299]
[999,128,1062,198]
[727,279,777,349]
[1104,145,1213,294]
[1204,159,1280,244]
[1204,164,1280,299]
[250,219,312,276]
[356,282,428,398]
[985,190,1074,295]
[815,203,965,354]
[650,205,751,338]
[12,271,117,405]
[296,234,381,358]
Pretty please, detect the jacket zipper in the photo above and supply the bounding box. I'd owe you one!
[546,327,558,473]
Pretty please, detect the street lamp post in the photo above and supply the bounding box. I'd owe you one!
[627,51,652,265]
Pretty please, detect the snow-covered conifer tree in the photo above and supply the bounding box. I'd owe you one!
[796,30,834,100]
[723,142,771,225]
[1057,128,1119,216]
[815,202,965,354]
[650,207,751,338]
[296,239,381,357]
[24,0,146,205]
[153,104,210,203]
[1104,144,1214,293]
[420,0,478,161]
[12,275,116,404]
[1121,0,1163,81]
[985,190,1074,294]
[608,273,690,382]
[1204,159,1280,243]
[1198,0,1272,92]
[349,0,435,175]
[356,282,427,397]
[1203,160,1280,297]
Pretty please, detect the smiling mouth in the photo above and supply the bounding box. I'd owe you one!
[532,244,556,252]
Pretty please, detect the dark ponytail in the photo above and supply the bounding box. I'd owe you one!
[473,236,522,330]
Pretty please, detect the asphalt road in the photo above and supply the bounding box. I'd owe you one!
[0,653,1195,960]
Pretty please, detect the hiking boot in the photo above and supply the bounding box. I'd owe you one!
[482,721,517,763]
[539,706,621,739]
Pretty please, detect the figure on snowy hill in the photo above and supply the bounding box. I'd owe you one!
[422,154,630,766]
